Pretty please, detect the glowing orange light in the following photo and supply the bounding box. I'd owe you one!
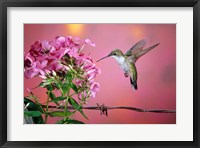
[132,26,145,40]
[66,24,84,36]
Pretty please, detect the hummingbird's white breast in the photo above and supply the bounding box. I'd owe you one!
[112,56,129,73]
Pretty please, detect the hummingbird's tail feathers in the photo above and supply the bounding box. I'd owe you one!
[135,43,160,60]
[130,77,138,90]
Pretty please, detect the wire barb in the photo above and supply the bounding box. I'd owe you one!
[97,103,108,116]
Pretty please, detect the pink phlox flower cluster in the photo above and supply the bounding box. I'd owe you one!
[24,36,100,98]
[75,54,101,98]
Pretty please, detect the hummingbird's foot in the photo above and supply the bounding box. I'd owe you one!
[124,72,129,77]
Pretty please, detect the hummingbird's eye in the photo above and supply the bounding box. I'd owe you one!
[113,53,117,55]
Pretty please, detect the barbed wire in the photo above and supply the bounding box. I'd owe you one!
[41,103,176,116]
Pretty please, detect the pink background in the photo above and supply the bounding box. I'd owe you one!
[24,24,176,124]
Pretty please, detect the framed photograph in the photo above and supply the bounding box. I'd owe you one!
[1,0,199,148]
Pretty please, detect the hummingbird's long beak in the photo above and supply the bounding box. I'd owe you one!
[96,55,110,62]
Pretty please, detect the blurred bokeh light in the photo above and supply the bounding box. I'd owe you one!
[66,24,85,36]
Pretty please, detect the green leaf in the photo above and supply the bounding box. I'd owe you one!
[66,119,85,124]
[38,82,46,87]
[69,97,79,109]
[24,111,42,117]
[56,119,65,124]
[69,97,88,120]
[59,71,74,96]
[35,117,45,124]
[48,111,72,117]
[66,71,73,81]
[62,83,70,95]
[39,79,53,87]
[38,81,54,91]
[24,98,45,124]
[77,108,88,120]
[49,96,66,102]
[56,119,85,124]
[49,92,55,99]
[46,85,54,91]
[24,98,44,113]
[46,91,60,105]
[55,81,62,88]
[70,83,78,93]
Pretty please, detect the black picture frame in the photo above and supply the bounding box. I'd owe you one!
[0,0,199,148]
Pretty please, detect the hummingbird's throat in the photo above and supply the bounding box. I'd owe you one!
[112,56,125,65]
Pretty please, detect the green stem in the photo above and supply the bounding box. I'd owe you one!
[64,96,69,121]
[31,95,45,113]
[44,91,50,123]
[64,85,71,121]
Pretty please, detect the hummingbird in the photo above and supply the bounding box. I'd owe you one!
[96,40,160,90]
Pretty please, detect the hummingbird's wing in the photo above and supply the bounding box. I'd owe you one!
[125,40,146,56]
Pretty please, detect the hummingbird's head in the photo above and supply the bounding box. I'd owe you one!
[108,49,123,57]
[97,49,123,62]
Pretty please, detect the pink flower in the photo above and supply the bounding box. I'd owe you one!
[24,63,39,79]
[47,60,68,71]
[67,47,79,58]
[90,82,100,98]
[55,36,66,46]
[74,53,101,98]
[24,59,48,79]
[24,35,101,98]
[50,46,70,59]
[41,40,51,51]
[85,39,95,47]
[72,37,83,45]
[29,41,43,57]
[36,60,48,69]
[75,79,84,87]
[24,53,35,68]
[65,36,83,47]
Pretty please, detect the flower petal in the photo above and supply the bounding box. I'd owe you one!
[85,39,95,47]
[55,36,66,45]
